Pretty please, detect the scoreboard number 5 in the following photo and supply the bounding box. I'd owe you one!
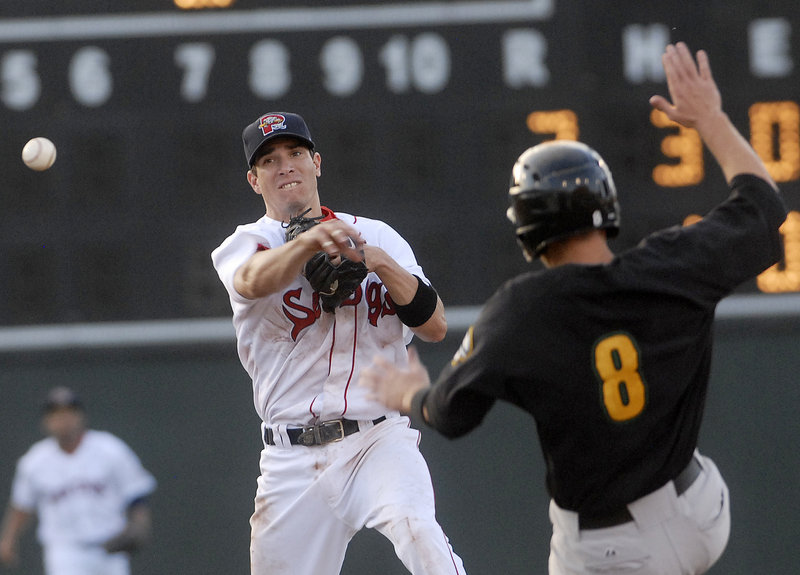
[593,332,647,422]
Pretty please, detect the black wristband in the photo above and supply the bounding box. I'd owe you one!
[394,276,438,327]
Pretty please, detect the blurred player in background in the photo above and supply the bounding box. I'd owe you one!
[361,42,786,574]
[211,112,465,574]
[0,387,157,575]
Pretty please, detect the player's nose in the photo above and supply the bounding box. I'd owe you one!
[277,157,295,174]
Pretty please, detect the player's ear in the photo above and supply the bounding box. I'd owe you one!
[313,151,321,177]
[246,169,261,195]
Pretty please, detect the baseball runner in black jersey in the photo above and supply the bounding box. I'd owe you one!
[360,43,787,574]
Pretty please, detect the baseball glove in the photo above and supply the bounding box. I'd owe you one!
[283,210,368,313]
[283,208,324,242]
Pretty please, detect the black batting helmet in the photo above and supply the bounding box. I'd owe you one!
[507,140,620,261]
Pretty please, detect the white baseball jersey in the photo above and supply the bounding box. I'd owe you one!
[11,429,157,547]
[212,208,424,426]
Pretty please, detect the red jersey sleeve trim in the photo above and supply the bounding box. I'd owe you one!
[320,206,358,224]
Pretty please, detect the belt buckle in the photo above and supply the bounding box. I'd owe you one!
[297,419,345,446]
[322,419,346,444]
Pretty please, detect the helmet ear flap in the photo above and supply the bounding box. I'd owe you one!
[507,141,620,259]
[515,230,543,262]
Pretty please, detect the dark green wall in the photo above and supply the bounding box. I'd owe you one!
[1,316,798,574]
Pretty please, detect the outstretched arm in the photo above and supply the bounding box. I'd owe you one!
[360,345,495,437]
[649,42,777,189]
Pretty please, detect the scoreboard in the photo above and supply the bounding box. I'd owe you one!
[1,0,798,325]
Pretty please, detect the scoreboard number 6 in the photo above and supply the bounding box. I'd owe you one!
[593,332,647,422]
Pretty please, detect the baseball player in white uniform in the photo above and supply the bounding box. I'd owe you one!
[211,112,465,574]
[0,387,157,575]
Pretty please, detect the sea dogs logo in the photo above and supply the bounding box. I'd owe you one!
[258,114,287,137]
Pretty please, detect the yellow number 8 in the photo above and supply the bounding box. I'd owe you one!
[593,333,646,422]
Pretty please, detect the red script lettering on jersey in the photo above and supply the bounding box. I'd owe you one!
[282,281,397,340]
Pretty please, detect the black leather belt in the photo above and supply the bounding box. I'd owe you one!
[578,455,703,530]
[264,416,387,447]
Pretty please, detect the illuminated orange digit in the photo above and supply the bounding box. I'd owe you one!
[175,0,235,8]
[651,109,704,187]
[526,109,579,141]
[757,211,800,293]
[749,101,800,183]
[593,333,646,422]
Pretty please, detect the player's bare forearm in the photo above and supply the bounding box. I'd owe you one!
[695,110,776,188]
[0,507,33,566]
[410,297,446,342]
[363,245,419,303]
[235,242,312,299]
[363,245,447,342]
[650,42,777,189]
[235,220,365,299]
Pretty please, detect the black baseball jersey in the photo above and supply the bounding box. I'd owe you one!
[420,174,786,518]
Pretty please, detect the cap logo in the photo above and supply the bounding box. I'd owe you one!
[258,114,287,136]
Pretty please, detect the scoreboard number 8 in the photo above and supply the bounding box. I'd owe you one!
[593,332,647,422]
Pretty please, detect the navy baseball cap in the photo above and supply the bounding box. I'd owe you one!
[242,112,315,167]
[42,386,84,413]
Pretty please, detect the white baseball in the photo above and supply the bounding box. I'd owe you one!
[22,137,57,171]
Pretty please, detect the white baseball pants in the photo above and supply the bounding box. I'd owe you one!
[548,451,730,574]
[250,415,465,575]
[43,544,129,575]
